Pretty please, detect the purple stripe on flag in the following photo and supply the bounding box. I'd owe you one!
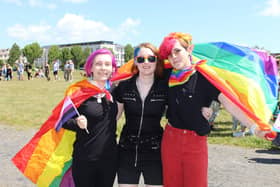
[55,97,79,131]
[60,167,75,187]
[62,104,73,115]
[55,109,77,131]
[254,50,278,76]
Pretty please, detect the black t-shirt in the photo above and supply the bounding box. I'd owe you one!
[63,87,118,161]
[167,71,220,136]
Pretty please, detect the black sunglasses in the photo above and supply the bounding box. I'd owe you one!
[135,55,157,63]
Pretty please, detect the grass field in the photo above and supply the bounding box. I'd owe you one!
[0,71,278,149]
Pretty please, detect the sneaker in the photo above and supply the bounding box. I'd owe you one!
[233,131,245,137]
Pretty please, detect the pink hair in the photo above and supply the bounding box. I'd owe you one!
[159,32,192,60]
[84,48,117,77]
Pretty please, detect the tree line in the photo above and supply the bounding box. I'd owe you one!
[0,43,134,69]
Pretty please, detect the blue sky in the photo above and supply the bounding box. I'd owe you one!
[1,0,280,52]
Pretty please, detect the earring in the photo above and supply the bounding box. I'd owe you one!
[105,80,111,90]
[90,72,93,80]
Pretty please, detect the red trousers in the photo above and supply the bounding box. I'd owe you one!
[161,124,208,187]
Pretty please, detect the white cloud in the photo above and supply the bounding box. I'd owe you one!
[7,23,52,42]
[28,0,40,7]
[62,0,88,3]
[46,3,57,10]
[27,0,57,9]
[260,0,280,16]
[6,13,141,46]
[3,0,23,6]
[3,0,56,9]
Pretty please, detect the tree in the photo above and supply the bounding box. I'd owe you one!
[0,59,4,66]
[48,45,61,64]
[22,42,43,65]
[81,47,91,68]
[124,44,134,62]
[8,43,21,66]
[60,48,73,65]
[70,46,83,68]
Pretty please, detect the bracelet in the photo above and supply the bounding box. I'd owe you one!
[250,124,257,135]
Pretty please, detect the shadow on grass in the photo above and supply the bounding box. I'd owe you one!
[255,149,280,154]
[208,121,233,137]
[248,158,280,164]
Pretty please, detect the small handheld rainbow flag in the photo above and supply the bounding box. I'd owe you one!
[55,96,79,131]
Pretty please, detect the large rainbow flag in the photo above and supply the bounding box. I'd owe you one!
[115,42,279,137]
[12,79,112,187]
[192,42,278,136]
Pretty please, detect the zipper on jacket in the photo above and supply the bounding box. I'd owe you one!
[123,97,136,102]
[150,98,165,102]
[134,97,145,167]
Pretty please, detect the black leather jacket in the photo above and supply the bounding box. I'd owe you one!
[115,75,168,155]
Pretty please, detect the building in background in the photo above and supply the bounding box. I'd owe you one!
[36,40,125,67]
[0,48,27,64]
[0,48,9,62]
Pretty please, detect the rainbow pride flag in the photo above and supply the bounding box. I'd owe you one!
[12,79,112,187]
[192,42,278,134]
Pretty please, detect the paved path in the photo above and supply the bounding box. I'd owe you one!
[1,124,279,187]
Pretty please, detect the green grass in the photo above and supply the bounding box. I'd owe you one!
[0,71,278,149]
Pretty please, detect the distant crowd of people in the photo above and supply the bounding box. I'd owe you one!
[0,59,76,82]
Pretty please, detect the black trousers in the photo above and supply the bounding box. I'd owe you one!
[72,157,118,187]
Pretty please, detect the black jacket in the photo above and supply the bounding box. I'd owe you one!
[115,75,168,160]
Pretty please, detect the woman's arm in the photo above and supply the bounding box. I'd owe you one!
[218,93,270,139]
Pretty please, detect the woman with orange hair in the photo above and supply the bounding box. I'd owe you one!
[158,32,269,187]
[115,43,167,187]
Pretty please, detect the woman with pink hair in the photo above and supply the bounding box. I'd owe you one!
[62,48,118,187]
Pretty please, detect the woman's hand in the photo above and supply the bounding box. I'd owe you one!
[250,124,275,140]
[201,107,213,120]
[76,115,88,130]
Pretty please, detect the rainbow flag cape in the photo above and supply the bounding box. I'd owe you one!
[12,79,112,187]
[117,42,278,137]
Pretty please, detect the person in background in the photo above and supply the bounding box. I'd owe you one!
[232,116,253,137]
[6,64,13,81]
[53,59,60,80]
[158,32,270,187]
[69,60,75,81]
[44,62,50,81]
[17,61,25,80]
[62,49,118,187]
[272,132,280,147]
[0,66,2,81]
[64,60,70,81]
[1,63,7,80]
[208,100,221,131]
[25,62,32,80]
